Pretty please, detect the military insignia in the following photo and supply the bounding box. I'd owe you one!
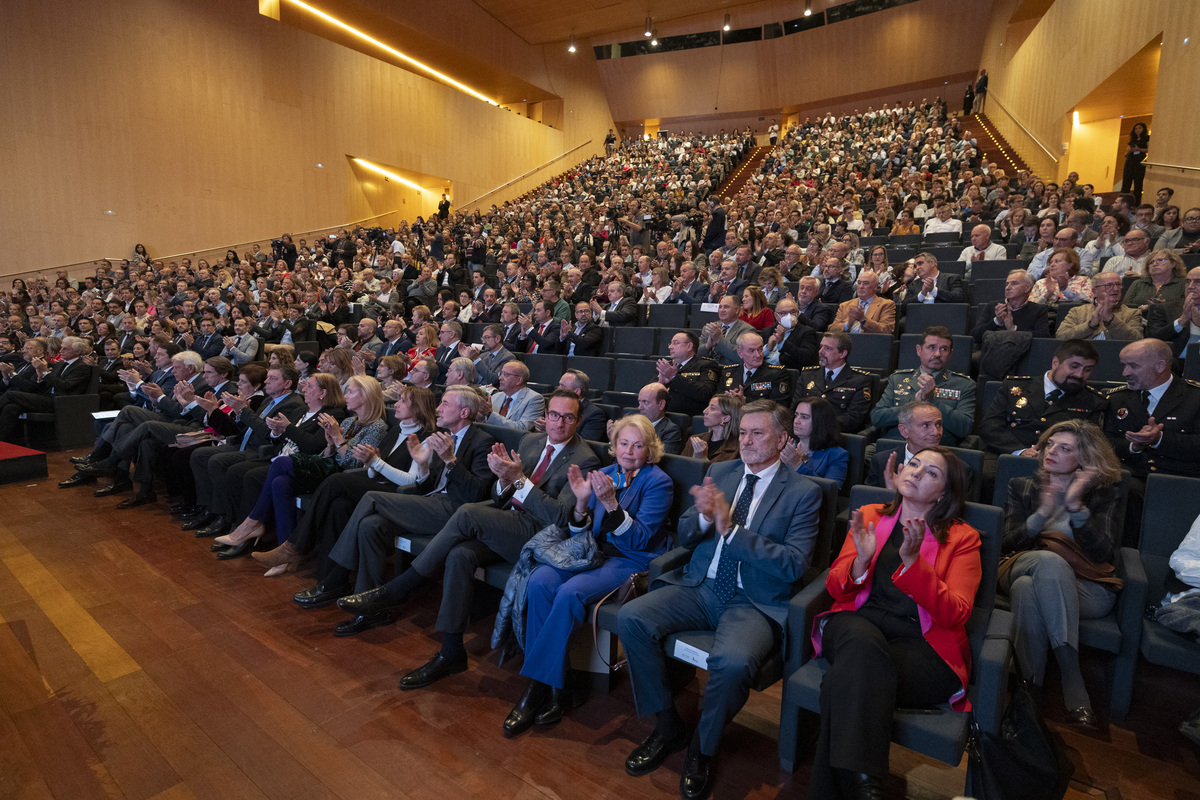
[725,376,734,387]
[864,389,871,399]
[1010,386,1022,397]
[750,381,772,392]
[1116,407,1128,419]
[1015,397,1027,408]
[807,381,815,390]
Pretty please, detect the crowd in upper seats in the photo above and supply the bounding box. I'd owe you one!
[2,102,1199,798]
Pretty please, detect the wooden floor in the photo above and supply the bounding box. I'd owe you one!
[2,451,1199,800]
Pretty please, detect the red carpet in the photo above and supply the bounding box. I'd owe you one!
[0,440,48,484]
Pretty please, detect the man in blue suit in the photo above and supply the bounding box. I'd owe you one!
[618,400,821,800]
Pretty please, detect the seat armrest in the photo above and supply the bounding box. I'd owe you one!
[648,546,691,583]
[974,609,1014,734]
[786,571,832,669]
[1114,547,1148,639]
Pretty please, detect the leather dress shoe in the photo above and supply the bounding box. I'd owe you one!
[1065,706,1098,730]
[625,729,689,777]
[170,503,200,517]
[399,651,468,690]
[59,471,97,488]
[181,513,215,531]
[116,492,157,509]
[503,680,550,737]
[94,478,133,497]
[838,771,885,800]
[680,739,715,800]
[294,582,351,609]
[336,586,400,616]
[215,538,259,560]
[75,464,114,478]
[69,454,95,465]
[194,517,230,538]
[333,611,395,637]
[534,686,571,727]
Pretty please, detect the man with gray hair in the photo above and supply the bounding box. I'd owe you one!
[958,224,1008,277]
[970,269,1050,346]
[0,336,92,442]
[1056,272,1143,341]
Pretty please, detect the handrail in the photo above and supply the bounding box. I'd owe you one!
[987,94,1058,164]
[1144,160,1200,173]
[459,140,594,210]
[5,210,397,284]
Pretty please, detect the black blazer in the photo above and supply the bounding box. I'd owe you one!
[1146,300,1189,360]
[600,298,638,326]
[39,359,92,396]
[562,321,603,357]
[795,301,835,332]
[819,279,855,306]
[412,424,498,506]
[970,301,1051,344]
[903,272,967,307]
[1104,378,1200,478]
[522,322,563,354]
[773,324,820,370]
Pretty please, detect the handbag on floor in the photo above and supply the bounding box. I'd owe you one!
[590,570,647,670]
[967,670,1073,800]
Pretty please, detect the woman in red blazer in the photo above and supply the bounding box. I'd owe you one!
[808,446,981,800]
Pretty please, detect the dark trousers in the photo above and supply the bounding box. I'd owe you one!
[808,609,959,796]
[0,391,53,442]
[330,491,459,592]
[290,470,392,581]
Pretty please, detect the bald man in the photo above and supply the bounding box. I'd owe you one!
[958,224,1008,278]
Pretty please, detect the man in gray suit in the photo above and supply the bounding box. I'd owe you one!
[617,400,821,799]
[459,323,513,386]
[336,390,601,689]
[486,361,545,430]
[221,316,258,366]
[699,295,753,364]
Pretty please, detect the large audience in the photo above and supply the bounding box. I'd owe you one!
[2,101,1198,798]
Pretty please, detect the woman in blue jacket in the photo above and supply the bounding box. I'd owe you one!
[504,414,673,737]
[782,396,849,488]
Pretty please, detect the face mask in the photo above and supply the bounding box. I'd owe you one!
[779,314,796,330]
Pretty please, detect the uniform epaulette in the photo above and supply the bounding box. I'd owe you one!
[949,371,972,380]
[1105,385,1127,396]
[891,368,916,375]
[850,367,873,376]
[1187,379,1200,390]
[1007,375,1034,381]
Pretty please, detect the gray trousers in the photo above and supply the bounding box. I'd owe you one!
[1000,550,1116,684]
[330,491,459,593]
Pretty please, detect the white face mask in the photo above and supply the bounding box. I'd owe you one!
[779,313,796,330]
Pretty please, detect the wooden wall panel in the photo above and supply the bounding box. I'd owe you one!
[0,0,615,277]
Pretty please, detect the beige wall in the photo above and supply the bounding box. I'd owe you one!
[595,0,992,130]
[979,0,1200,207]
[1,0,615,277]
[1066,117,1124,194]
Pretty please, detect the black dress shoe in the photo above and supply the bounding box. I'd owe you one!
[503,680,550,737]
[680,739,715,800]
[838,771,885,800]
[216,537,260,560]
[194,517,230,538]
[625,729,689,777]
[59,472,98,488]
[69,454,95,465]
[115,492,157,509]
[169,503,200,516]
[1065,706,1099,730]
[533,687,570,727]
[75,464,115,478]
[294,582,351,609]
[399,651,468,690]
[333,611,396,637]
[181,513,215,531]
[337,586,401,616]
[94,478,133,497]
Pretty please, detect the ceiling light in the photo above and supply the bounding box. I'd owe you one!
[804,0,812,16]
[279,0,498,106]
[353,158,424,192]
[645,16,652,36]
[651,29,658,46]
[723,13,731,31]
[568,34,576,52]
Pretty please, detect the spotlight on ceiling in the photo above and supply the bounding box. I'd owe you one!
[645,16,652,36]
[804,0,812,16]
[650,29,658,46]
[568,34,576,53]
[723,13,730,31]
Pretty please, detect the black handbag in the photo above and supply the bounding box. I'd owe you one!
[967,676,1073,800]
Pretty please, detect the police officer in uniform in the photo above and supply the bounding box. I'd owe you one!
[871,326,976,445]
[1105,339,1200,542]
[794,331,873,433]
[657,331,720,416]
[979,340,1107,456]
[718,331,792,405]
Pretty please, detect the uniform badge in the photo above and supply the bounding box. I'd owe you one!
[725,376,734,387]
[1010,386,1022,397]
[1015,397,1028,409]
[1116,407,1128,419]
[807,381,815,390]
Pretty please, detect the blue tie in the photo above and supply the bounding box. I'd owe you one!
[714,473,759,602]
[240,395,282,450]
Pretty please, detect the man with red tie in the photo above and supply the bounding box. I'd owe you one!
[519,300,563,355]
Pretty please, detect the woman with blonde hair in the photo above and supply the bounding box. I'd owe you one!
[1000,419,1123,728]
[1123,248,1185,311]
[740,286,776,330]
[686,393,743,463]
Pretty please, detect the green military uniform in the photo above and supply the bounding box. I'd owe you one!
[978,375,1108,455]
[794,365,874,433]
[666,356,721,416]
[719,363,792,406]
[870,367,976,445]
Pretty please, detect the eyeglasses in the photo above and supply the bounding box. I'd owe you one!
[1185,216,1200,222]
[546,411,578,423]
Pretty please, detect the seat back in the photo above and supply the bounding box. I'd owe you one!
[991,454,1038,506]
[522,352,565,386]
[971,279,1006,306]
[803,475,841,580]
[1140,474,1200,598]
[658,453,707,530]
[584,439,614,467]
[612,326,658,356]
[572,356,615,392]
[845,333,895,373]
[478,422,527,454]
[611,358,660,394]
[904,303,969,335]
[647,304,689,329]
[971,259,1025,282]
[923,232,962,245]
[840,433,868,496]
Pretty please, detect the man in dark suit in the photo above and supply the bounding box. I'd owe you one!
[701,200,726,255]
[477,288,502,324]
[293,386,498,628]
[902,252,967,308]
[718,259,749,299]
[660,331,720,417]
[334,390,601,685]
[818,257,855,306]
[460,323,514,386]
[0,338,48,396]
[373,318,413,361]
[699,295,754,364]
[1145,266,1200,365]
[560,301,603,357]
[433,320,464,381]
[558,369,608,442]
[764,297,821,371]
[0,336,92,443]
[794,332,874,433]
[519,300,563,355]
[667,263,709,305]
[718,332,793,406]
[499,303,525,353]
[969,269,1050,346]
[591,282,638,326]
[1105,338,1200,541]
[617,400,821,798]
[866,401,943,487]
[633,382,683,455]
[189,317,226,361]
[793,276,834,333]
[979,339,1107,457]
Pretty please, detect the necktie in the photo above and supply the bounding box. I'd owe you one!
[500,395,513,417]
[240,395,281,450]
[826,369,834,384]
[714,473,760,602]
[1047,389,1063,404]
[431,432,462,494]
[1140,390,1151,414]
[529,444,555,486]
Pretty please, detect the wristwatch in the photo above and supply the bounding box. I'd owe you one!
[512,478,525,491]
